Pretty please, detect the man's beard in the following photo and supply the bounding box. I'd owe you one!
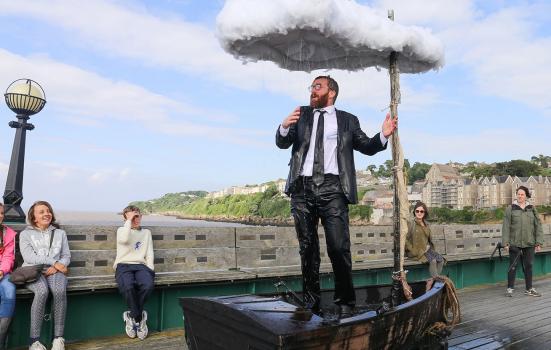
[310,92,329,108]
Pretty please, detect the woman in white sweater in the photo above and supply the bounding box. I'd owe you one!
[20,201,70,350]
[114,205,154,340]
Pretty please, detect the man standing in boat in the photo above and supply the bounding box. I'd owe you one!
[276,75,397,317]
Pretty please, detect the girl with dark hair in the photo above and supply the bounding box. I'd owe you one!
[502,186,543,297]
[0,203,17,350]
[405,201,444,277]
[19,201,70,350]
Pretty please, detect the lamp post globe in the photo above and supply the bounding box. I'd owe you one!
[3,79,46,223]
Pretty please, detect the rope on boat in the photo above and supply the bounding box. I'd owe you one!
[424,275,461,337]
[392,270,413,301]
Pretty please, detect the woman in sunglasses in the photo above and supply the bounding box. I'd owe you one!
[405,201,444,277]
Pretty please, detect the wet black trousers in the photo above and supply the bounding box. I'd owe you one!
[507,246,535,290]
[291,175,354,312]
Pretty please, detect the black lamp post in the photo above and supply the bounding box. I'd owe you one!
[3,79,46,223]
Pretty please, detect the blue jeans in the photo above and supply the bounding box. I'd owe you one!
[0,275,16,317]
[115,264,155,322]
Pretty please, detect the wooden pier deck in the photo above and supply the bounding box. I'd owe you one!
[450,275,551,350]
[61,329,186,350]
[31,276,551,350]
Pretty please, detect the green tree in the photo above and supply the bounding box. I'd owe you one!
[464,164,496,178]
[531,154,550,168]
[375,159,394,177]
[408,162,431,184]
[495,160,542,177]
[349,204,372,220]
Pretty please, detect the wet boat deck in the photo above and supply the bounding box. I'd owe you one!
[450,276,551,349]
[24,276,551,349]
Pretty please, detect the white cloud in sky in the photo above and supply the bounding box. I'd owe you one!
[373,0,476,26]
[403,127,551,163]
[14,161,152,211]
[0,0,441,111]
[33,161,80,182]
[452,7,551,113]
[375,0,551,114]
[119,168,131,181]
[1,0,548,116]
[0,163,8,176]
[0,49,268,145]
[33,161,130,185]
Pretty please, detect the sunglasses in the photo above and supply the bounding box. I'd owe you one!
[415,210,425,213]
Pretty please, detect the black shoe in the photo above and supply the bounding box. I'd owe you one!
[304,301,321,315]
[337,304,355,319]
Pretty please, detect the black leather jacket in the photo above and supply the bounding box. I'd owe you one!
[276,106,386,204]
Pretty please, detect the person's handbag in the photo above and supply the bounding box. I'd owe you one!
[10,229,56,285]
[9,265,44,285]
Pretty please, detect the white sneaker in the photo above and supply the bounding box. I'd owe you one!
[29,341,46,350]
[123,311,137,338]
[51,337,65,350]
[525,288,542,297]
[137,310,148,340]
[506,288,513,297]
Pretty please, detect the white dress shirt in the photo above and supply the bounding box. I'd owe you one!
[279,106,388,176]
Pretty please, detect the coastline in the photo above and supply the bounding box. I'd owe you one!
[55,211,248,227]
[164,212,293,227]
[160,211,372,227]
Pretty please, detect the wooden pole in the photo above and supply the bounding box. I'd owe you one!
[388,9,403,308]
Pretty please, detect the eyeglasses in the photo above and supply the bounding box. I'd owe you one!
[415,210,425,213]
[308,83,324,92]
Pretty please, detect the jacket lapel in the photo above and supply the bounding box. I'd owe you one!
[301,108,314,152]
[336,109,344,152]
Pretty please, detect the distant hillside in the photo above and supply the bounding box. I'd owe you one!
[130,185,372,225]
[130,191,208,213]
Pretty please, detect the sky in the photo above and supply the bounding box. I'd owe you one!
[0,0,549,212]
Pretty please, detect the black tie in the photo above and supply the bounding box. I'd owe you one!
[312,110,326,186]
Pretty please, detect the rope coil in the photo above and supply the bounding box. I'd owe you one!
[424,276,461,337]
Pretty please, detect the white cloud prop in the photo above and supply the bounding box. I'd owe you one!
[217,0,444,73]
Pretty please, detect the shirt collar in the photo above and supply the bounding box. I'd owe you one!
[315,105,335,114]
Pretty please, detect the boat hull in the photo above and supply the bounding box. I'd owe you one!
[180,281,447,350]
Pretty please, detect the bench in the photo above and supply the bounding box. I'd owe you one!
[9,222,551,293]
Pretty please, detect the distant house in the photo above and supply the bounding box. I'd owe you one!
[458,178,476,208]
[425,163,462,183]
[422,164,462,208]
[422,165,550,209]
[208,179,286,198]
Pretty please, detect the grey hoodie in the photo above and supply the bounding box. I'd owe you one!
[19,225,71,267]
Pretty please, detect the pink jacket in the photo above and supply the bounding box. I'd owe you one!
[0,225,16,275]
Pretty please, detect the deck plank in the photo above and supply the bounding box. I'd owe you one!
[451,276,551,349]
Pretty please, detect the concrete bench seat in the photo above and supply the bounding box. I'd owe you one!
[15,269,258,295]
